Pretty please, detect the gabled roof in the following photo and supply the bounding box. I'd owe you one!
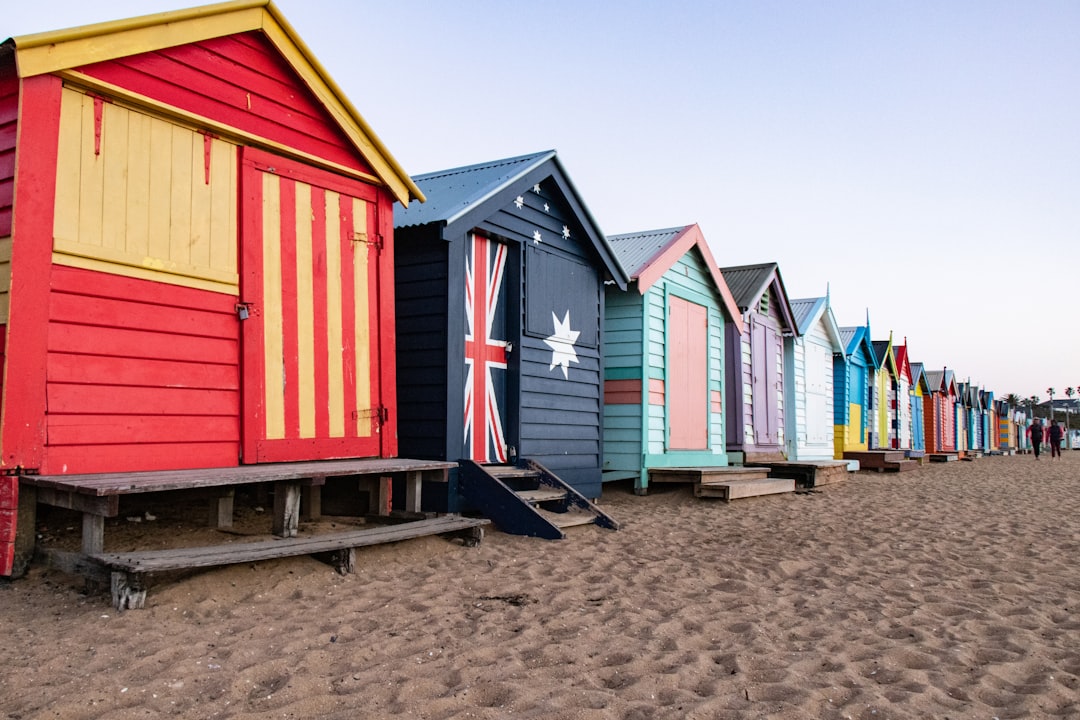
[839,325,877,365]
[788,296,843,352]
[894,342,914,384]
[910,362,932,395]
[608,224,742,332]
[719,262,798,336]
[395,150,629,290]
[924,370,944,393]
[872,337,898,378]
[4,0,422,205]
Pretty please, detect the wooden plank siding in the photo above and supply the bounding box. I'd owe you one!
[0,62,15,241]
[76,32,374,177]
[786,318,835,460]
[601,288,645,480]
[43,265,240,474]
[52,87,238,294]
[394,231,451,461]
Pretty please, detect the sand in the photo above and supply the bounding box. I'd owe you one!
[2,451,1080,719]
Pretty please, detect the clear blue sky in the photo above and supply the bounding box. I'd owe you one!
[8,1,1079,402]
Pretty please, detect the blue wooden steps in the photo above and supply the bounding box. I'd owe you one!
[458,459,620,539]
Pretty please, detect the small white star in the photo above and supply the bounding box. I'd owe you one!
[514,196,524,209]
[533,230,542,244]
[544,310,580,379]
[543,203,550,212]
[532,183,542,194]
[562,225,570,239]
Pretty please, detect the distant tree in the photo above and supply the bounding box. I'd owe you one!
[1004,393,1022,408]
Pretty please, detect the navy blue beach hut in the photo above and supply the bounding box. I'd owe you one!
[393,151,628,537]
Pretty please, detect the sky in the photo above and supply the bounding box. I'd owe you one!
[6,0,1079,402]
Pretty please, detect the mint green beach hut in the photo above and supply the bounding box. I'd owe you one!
[602,225,743,493]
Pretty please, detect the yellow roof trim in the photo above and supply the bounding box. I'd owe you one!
[12,0,423,205]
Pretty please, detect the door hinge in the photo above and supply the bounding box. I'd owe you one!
[352,232,384,252]
[354,407,390,425]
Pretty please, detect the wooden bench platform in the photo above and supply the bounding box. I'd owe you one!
[92,515,490,610]
[744,460,850,488]
[20,458,455,556]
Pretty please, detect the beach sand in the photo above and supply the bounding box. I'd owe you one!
[2,451,1080,719]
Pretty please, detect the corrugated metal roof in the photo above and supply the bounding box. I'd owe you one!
[839,327,858,350]
[719,263,777,310]
[394,150,556,228]
[789,297,824,335]
[925,370,944,392]
[607,226,688,278]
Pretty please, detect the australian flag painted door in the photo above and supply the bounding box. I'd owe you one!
[464,233,510,463]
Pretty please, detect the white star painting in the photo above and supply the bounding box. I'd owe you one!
[562,225,571,239]
[532,183,542,194]
[514,196,524,209]
[544,310,580,379]
[533,230,542,244]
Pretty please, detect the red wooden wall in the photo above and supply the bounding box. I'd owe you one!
[80,31,372,177]
[0,62,16,236]
[43,266,240,474]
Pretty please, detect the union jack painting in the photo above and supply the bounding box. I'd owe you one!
[464,233,509,462]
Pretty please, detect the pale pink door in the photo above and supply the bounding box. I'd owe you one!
[668,297,708,449]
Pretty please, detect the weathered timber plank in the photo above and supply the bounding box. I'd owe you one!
[695,477,795,502]
[89,516,490,573]
[18,458,455,496]
[650,467,770,484]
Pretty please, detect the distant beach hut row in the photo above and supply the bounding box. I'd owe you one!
[0,1,1031,582]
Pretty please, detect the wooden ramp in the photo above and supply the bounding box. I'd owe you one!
[648,467,795,502]
[744,460,850,489]
[843,451,919,473]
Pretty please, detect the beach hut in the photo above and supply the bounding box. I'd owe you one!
[393,150,628,533]
[997,399,1016,452]
[908,362,930,453]
[784,295,844,461]
[719,263,798,463]
[834,325,877,458]
[0,1,447,578]
[871,337,898,450]
[892,341,914,451]
[924,369,958,455]
[601,225,743,493]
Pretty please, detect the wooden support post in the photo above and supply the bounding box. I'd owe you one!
[12,484,37,577]
[210,489,234,529]
[83,513,105,555]
[301,485,322,521]
[272,481,300,538]
[111,571,146,610]
[404,470,422,513]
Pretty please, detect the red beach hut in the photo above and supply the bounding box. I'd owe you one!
[0,1,427,576]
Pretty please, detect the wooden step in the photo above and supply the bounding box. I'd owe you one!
[843,450,906,467]
[89,516,490,574]
[927,454,959,462]
[535,508,598,529]
[650,467,770,485]
[694,477,795,501]
[517,488,568,504]
[485,465,541,480]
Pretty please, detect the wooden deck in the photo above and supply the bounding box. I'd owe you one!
[647,466,795,502]
[843,451,920,473]
[20,458,455,555]
[744,460,850,488]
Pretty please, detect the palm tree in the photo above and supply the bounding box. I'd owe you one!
[1004,393,1023,409]
[1048,387,1056,424]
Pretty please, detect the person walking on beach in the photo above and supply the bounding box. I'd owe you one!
[1027,418,1044,460]
[1048,421,1064,459]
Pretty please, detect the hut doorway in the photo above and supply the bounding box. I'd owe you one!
[668,296,708,450]
[238,148,385,463]
[463,233,512,464]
